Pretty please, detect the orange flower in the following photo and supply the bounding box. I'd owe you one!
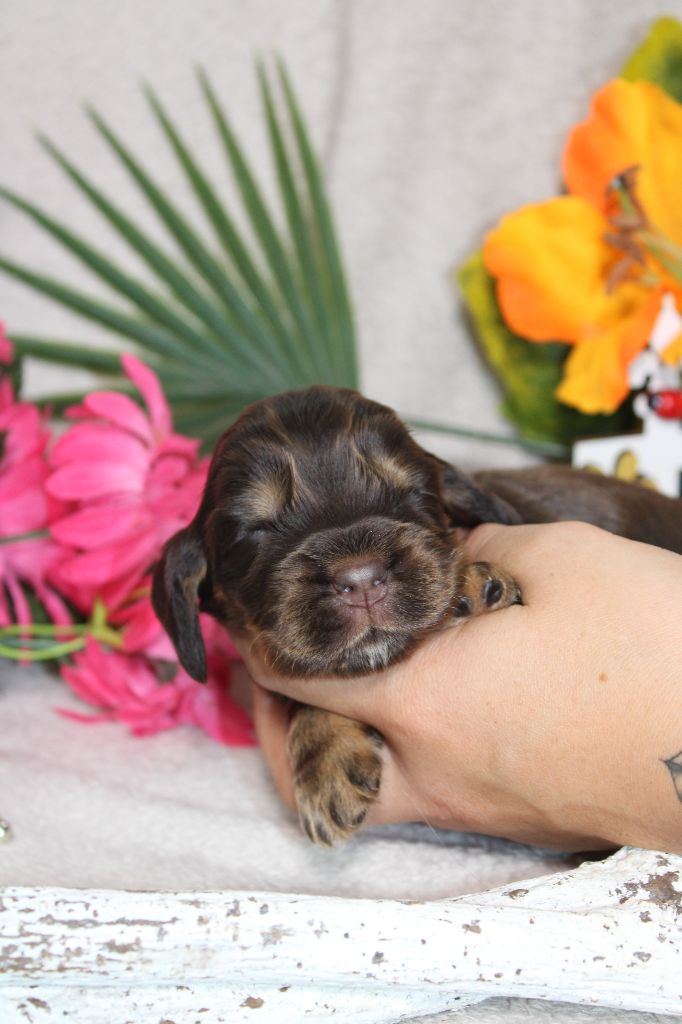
[484,79,682,415]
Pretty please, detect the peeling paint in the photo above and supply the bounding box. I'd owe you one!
[505,888,529,900]
[261,925,294,946]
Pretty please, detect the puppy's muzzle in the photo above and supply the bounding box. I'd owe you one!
[258,516,458,675]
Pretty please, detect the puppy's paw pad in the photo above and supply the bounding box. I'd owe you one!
[294,745,383,847]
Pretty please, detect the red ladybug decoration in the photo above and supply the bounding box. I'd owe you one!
[648,389,682,419]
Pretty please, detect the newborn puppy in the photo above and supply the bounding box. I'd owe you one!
[152,385,682,845]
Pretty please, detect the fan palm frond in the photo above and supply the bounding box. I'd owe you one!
[1,61,358,448]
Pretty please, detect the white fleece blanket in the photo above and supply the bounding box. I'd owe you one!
[2,0,680,1019]
[1,667,678,1023]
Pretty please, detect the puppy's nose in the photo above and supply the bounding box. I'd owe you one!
[332,558,388,606]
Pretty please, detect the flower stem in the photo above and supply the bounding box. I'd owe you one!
[0,637,85,661]
[0,623,87,637]
[0,600,124,662]
[0,529,50,546]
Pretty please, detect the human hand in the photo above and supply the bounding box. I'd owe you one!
[238,522,682,853]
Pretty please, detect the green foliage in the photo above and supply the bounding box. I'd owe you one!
[457,252,637,446]
[0,62,358,449]
[622,16,682,102]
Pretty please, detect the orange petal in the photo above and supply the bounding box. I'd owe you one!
[484,196,615,343]
[564,79,682,246]
[556,286,661,414]
[661,329,682,366]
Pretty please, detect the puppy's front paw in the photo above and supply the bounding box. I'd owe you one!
[288,706,383,846]
[453,560,522,618]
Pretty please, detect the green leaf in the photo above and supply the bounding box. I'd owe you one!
[88,106,294,384]
[141,85,306,380]
[198,68,321,382]
[0,62,361,447]
[0,186,223,367]
[457,250,637,446]
[622,16,682,102]
[257,63,334,380]
[277,59,358,388]
[9,335,125,374]
[0,255,202,364]
[38,134,284,381]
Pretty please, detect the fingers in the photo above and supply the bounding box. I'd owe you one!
[463,520,614,605]
[251,683,296,812]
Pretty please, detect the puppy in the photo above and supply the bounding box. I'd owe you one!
[152,386,682,845]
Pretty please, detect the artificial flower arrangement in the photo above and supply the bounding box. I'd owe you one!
[0,334,254,745]
[459,16,682,461]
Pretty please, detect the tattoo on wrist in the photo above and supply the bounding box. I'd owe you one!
[663,751,682,802]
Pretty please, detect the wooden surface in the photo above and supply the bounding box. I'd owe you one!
[1,846,681,1023]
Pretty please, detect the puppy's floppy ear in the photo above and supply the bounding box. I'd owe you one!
[151,525,208,683]
[436,460,522,527]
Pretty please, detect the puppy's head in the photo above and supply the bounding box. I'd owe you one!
[152,386,518,679]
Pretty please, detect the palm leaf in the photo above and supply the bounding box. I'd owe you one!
[1,60,360,448]
[276,59,358,386]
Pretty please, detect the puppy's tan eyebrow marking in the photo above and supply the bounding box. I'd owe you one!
[263,406,294,447]
[372,451,416,490]
[349,435,415,491]
[242,473,289,521]
[237,439,297,521]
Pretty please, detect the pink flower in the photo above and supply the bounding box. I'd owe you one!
[112,583,242,665]
[47,355,209,612]
[59,637,255,746]
[0,322,13,365]
[0,357,70,627]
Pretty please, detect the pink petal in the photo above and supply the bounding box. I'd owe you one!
[50,502,148,549]
[0,484,50,534]
[148,455,192,490]
[122,355,172,440]
[0,581,11,626]
[47,460,146,501]
[71,391,153,445]
[0,453,47,493]
[159,434,202,459]
[61,663,117,708]
[4,572,31,628]
[0,404,48,460]
[97,567,152,614]
[50,422,149,469]
[53,530,157,587]
[0,325,13,364]
[0,379,13,410]
[32,580,72,626]
[180,677,256,747]
[57,708,118,725]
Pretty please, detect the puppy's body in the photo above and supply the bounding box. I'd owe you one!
[153,386,682,844]
[474,465,682,553]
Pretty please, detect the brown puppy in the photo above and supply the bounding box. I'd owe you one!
[152,386,682,845]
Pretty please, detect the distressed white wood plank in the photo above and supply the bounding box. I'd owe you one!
[1,847,681,1023]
